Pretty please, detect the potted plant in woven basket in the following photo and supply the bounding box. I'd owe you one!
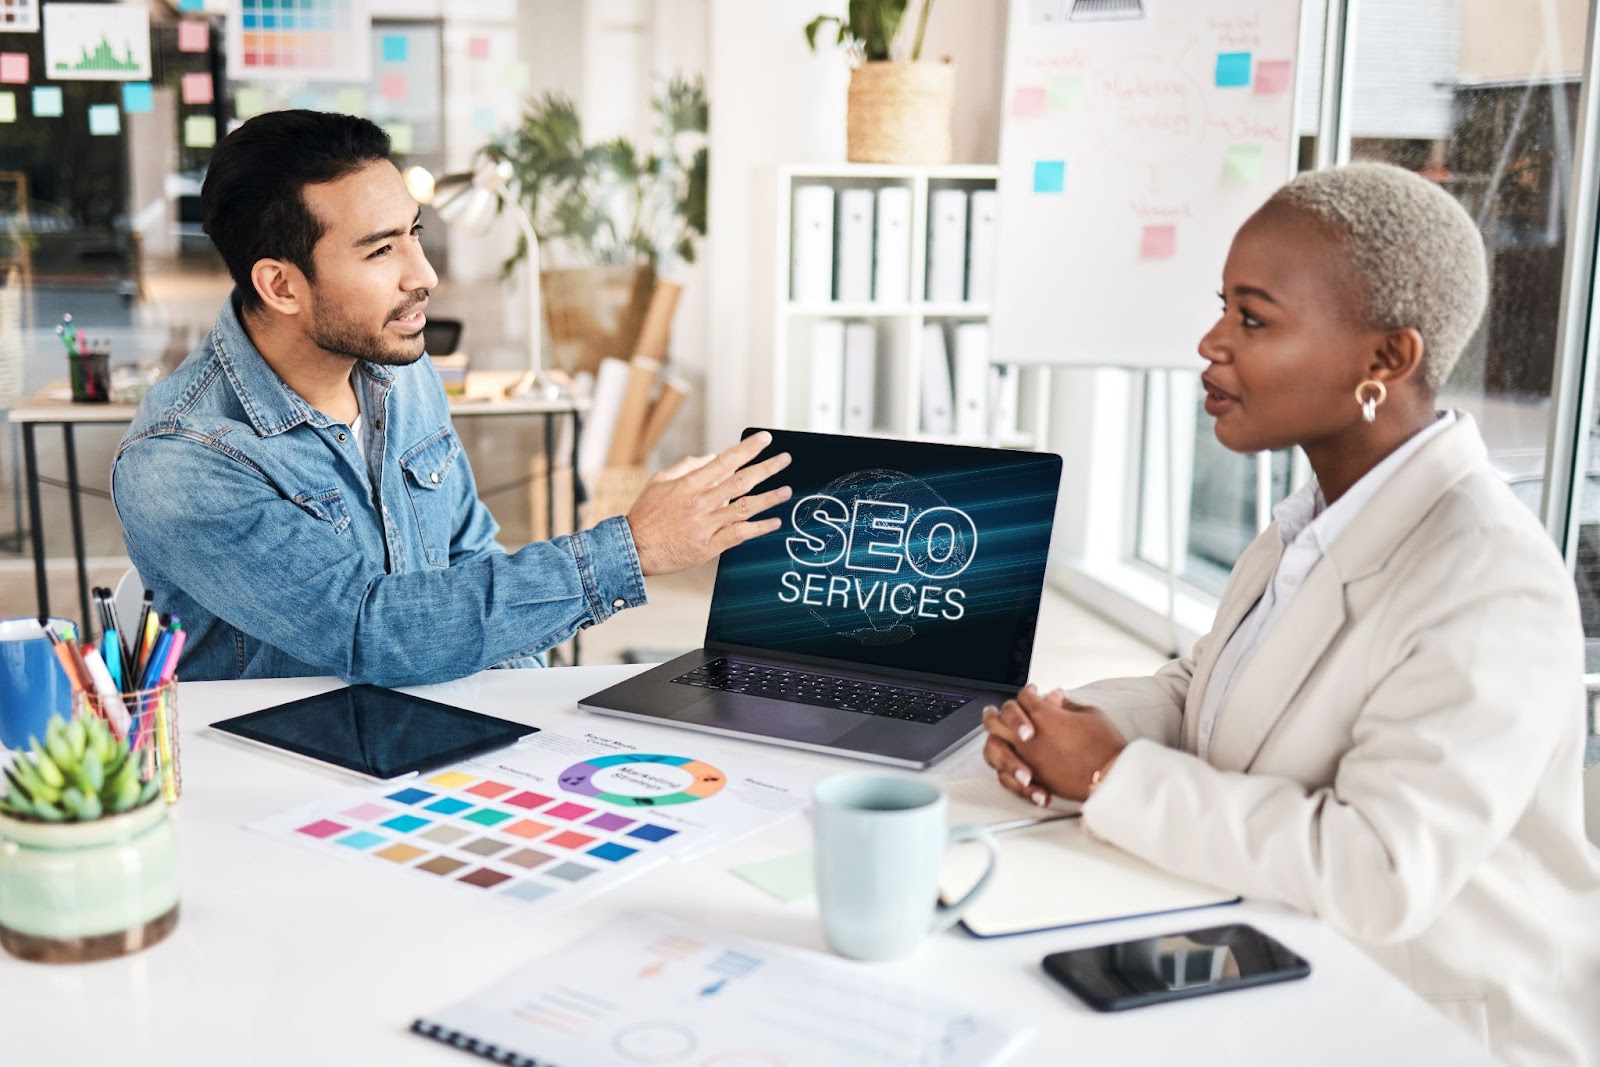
[807,0,951,164]
[0,712,178,963]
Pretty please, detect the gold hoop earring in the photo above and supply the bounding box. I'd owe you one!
[1355,380,1387,424]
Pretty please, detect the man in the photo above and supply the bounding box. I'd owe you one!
[112,110,789,686]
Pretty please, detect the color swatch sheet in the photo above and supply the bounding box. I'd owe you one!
[413,912,1030,1067]
[251,726,817,913]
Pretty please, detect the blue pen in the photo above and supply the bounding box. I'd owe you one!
[103,630,123,693]
[140,628,173,692]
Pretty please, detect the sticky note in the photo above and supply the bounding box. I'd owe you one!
[32,86,63,118]
[468,35,491,60]
[731,851,815,905]
[289,89,318,110]
[181,72,213,105]
[235,87,266,118]
[1224,144,1264,183]
[472,106,495,133]
[1049,73,1083,110]
[88,104,121,137]
[122,83,154,114]
[1255,59,1292,95]
[336,87,365,114]
[1140,224,1177,260]
[179,0,203,10]
[178,20,210,53]
[184,115,217,148]
[384,122,413,154]
[380,72,406,100]
[501,62,529,91]
[1215,52,1252,88]
[381,34,407,62]
[0,93,14,124]
[1033,159,1066,194]
[1010,86,1046,119]
[0,53,27,84]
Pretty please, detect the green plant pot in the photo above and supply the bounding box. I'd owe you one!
[0,800,180,963]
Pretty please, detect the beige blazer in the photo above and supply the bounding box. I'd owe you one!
[1076,416,1600,1067]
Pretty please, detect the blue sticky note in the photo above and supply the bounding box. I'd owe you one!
[179,0,203,9]
[121,83,154,114]
[1216,52,1252,88]
[87,104,121,137]
[472,106,496,134]
[1033,160,1066,194]
[382,34,408,62]
[32,86,63,118]
[290,89,319,110]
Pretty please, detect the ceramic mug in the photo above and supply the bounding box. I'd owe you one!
[0,618,73,751]
[812,772,999,961]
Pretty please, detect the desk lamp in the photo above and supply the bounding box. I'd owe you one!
[404,157,563,401]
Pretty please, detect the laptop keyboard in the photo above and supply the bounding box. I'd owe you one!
[670,658,973,725]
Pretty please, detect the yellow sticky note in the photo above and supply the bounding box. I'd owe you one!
[1224,144,1265,183]
[384,122,413,154]
[336,87,366,115]
[1048,74,1083,110]
[184,115,217,148]
[0,92,15,124]
[235,87,266,118]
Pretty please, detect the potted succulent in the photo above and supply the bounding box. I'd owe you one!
[488,74,708,376]
[0,713,178,963]
[806,0,952,164]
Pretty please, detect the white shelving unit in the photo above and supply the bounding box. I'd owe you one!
[761,164,1050,447]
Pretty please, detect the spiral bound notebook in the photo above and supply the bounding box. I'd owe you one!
[411,913,1029,1067]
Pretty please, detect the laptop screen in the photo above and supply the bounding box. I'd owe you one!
[705,429,1063,688]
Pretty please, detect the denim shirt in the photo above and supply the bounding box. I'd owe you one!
[111,293,646,685]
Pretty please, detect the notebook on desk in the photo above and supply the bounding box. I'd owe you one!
[940,778,1240,937]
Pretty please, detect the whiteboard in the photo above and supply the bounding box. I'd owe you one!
[991,0,1302,369]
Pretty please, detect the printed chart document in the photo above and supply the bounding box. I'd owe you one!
[791,185,836,303]
[874,185,912,302]
[835,188,875,303]
[251,726,816,916]
[413,912,1031,1067]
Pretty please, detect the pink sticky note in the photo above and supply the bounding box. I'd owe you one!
[380,72,407,100]
[1140,224,1177,261]
[0,53,27,85]
[177,20,210,54]
[181,72,214,105]
[1011,86,1047,119]
[468,35,491,60]
[1254,59,1292,95]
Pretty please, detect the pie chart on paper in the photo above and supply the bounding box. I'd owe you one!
[558,753,727,807]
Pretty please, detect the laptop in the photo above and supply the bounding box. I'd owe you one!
[580,428,1063,769]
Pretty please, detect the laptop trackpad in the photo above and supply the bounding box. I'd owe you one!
[669,692,855,745]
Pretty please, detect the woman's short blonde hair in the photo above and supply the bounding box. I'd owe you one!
[1267,162,1488,392]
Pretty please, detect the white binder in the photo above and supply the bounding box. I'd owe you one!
[841,322,876,433]
[953,323,990,440]
[791,185,836,304]
[873,186,912,303]
[835,189,874,303]
[991,362,1021,441]
[926,188,969,303]
[966,190,999,305]
[808,319,846,432]
[920,323,955,435]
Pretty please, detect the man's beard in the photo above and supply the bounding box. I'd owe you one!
[310,293,429,366]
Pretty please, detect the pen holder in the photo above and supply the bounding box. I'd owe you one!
[67,350,111,403]
[75,680,182,805]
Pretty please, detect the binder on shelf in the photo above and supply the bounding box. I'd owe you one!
[791,185,836,304]
[835,188,875,303]
[841,322,876,433]
[873,185,912,303]
[966,190,999,305]
[991,362,1021,442]
[953,322,990,439]
[926,188,969,303]
[808,319,845,432]
[920,323,955,435]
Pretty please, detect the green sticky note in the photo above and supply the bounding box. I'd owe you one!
[0,92,15,124]
[731,850,814,905]
[235,87,266,118]
[501,61,529,91]
[1049,73,1083,110]
[184,115,217,148]
[336,87,366,115]
[384,122,413,154]
[1224,143,1265,183]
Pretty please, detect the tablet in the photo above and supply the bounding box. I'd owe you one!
[210,685,536,781]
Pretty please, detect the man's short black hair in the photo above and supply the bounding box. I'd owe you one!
[201,110,392,311]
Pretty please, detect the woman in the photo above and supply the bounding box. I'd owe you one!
[983,163,1600,1066]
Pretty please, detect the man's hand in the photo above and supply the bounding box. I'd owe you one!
[982,685,1126,806]
[626,431,793,577]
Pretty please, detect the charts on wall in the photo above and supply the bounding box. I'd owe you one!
[992,1,1301,369]
[0,0,39,35]
[43,3,151,81]
[226,0,371,83]
[250,726,815,914]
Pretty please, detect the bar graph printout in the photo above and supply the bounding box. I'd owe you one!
[44,3,151,81]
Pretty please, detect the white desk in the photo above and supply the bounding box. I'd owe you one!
[1,667,1500,1067]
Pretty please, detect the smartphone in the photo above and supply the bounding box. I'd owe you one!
[1041,923,1311,1012]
